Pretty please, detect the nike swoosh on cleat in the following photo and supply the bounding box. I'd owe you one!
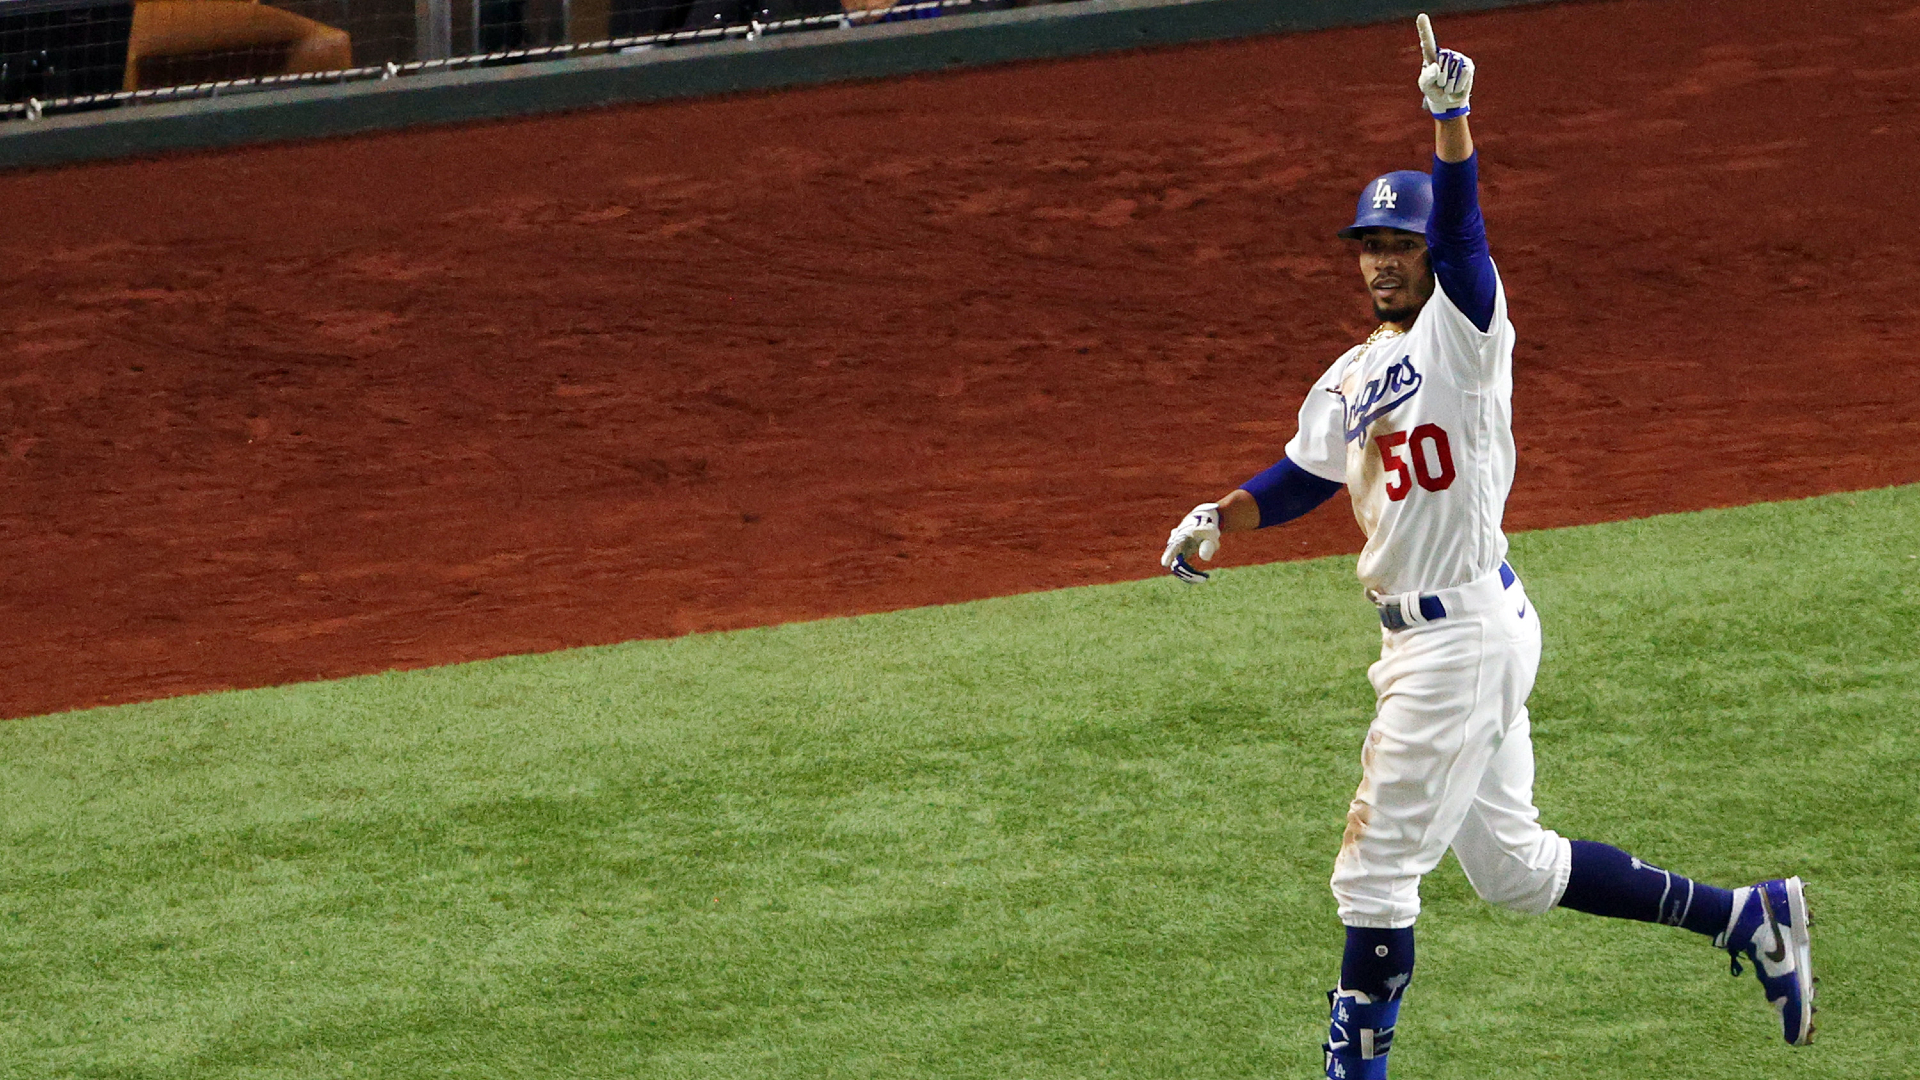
[1759,890,1789,965]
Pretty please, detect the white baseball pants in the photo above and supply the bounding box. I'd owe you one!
[1331,564,1572,929]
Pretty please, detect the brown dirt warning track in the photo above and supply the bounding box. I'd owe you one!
[4,0,1919,720]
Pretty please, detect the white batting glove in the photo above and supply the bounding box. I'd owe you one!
[1416,12,1474,119]
[1161,502,1221,584]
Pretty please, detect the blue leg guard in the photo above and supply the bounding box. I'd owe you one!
[1324,988,1401,1080]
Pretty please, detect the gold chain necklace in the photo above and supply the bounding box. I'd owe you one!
[1364,324,1406,348]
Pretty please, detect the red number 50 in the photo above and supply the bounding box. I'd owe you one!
[1375,423,1457,502]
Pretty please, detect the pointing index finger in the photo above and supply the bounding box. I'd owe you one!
[1416,12,1438,65]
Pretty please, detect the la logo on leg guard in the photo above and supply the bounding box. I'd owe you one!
[1324,988,1400,1080]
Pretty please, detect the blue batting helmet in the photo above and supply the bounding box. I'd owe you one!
[1337,170,1432,239]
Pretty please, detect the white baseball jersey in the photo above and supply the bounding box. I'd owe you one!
[1284,270,1517,597]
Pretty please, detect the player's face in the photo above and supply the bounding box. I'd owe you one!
[1356,229,1435,327]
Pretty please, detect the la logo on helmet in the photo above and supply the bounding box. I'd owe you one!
[1372,179,1398,209]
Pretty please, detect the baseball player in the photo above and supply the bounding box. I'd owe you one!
[1159,16,1815,1077]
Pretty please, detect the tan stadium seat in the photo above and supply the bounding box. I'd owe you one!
[125,0,351,90]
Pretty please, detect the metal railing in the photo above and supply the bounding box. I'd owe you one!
[1,0,1040,120]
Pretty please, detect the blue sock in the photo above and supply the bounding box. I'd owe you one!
[1341,926,1415,1000]
[1326,927,1413,1080]
[1559,840,1734,938]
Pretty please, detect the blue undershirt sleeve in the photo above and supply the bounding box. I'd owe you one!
[1240,456,1344,528]
[1427,153,1497,333]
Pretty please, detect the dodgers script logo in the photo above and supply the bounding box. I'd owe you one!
[1332,356,1423,442]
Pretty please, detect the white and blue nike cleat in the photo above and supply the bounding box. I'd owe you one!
[1718,876,1817,1045]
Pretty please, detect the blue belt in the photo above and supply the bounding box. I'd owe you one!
[1378,562,1516,631]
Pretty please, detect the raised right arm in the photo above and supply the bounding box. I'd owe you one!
[1419,16,1497,333]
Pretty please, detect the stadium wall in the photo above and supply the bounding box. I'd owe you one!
[0,0,1540,171]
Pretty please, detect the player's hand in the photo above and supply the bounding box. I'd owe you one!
[1161,502,1222,583]
[1416,13,1474,118]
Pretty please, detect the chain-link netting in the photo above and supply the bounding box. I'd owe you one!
[2,0,1054,120]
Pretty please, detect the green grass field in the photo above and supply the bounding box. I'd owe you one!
[4,487,1917,1079]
